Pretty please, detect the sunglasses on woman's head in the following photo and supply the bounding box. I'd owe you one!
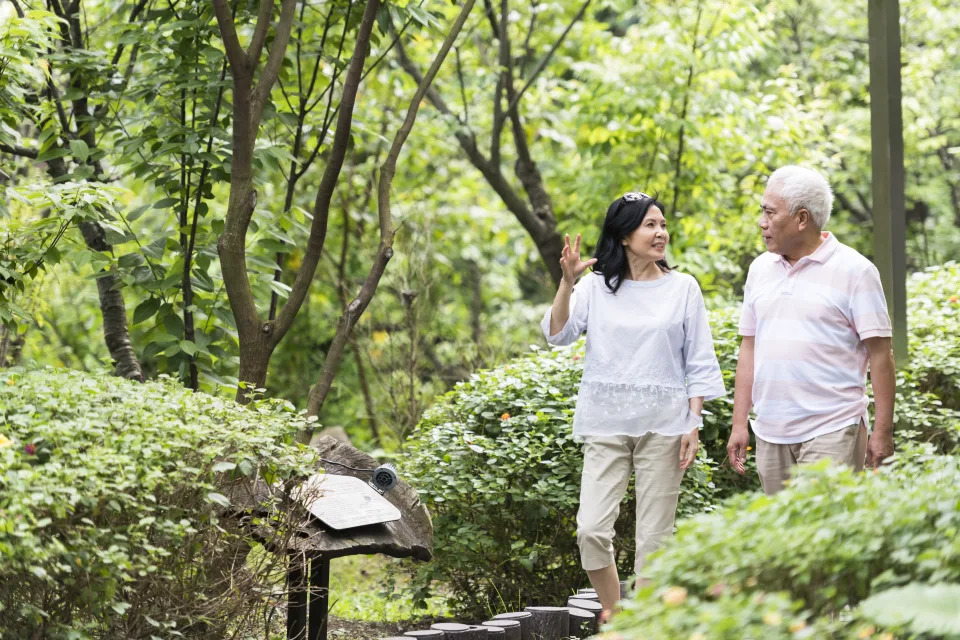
[621,191,651,202]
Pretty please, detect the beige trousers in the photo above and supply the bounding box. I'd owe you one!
[756,423,868,495]
[576,433,684,574]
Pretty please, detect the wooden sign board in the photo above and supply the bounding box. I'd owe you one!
[294,474,401,530]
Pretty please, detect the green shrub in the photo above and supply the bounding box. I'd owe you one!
[401,346,720,618]
[0,367,317,639]
[607,454,960,639]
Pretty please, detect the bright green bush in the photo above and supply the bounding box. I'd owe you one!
[401,346,720,618]
[0,367,317,639]
[607,454,960,639]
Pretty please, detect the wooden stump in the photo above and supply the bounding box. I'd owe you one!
[566,607,597,638]
[430,622,472,638]
[492,612,532,640]
[523,606,568,640]
[619,580,629,600]
[478,624,505,637]
[566,598,602,616]
[574,589,599,603]
[481,619,521,640]
[380,637,409,640]
[576,588,596,595]
[466,625,490,639]
[404,631,445,638]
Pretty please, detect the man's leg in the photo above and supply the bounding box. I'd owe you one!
[577,436,633,618]
[755,437,801,495]
[796,423,868,470]
[632,432,684,575]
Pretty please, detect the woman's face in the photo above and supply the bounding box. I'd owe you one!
[621,205,668,261]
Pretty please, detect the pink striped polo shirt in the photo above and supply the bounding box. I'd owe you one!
[739,232,892,444]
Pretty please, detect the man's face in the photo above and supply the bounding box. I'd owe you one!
[758,188,800,256]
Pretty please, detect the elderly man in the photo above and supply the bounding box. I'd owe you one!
[726,166,896,495]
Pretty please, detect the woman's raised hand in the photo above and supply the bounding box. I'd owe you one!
[560,233,598,285]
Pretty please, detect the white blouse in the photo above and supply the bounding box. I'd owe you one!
[540,271,725,437]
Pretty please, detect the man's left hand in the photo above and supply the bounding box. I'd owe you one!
[865,428,894,468]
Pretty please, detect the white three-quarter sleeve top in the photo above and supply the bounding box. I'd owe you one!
[540,271,726,437]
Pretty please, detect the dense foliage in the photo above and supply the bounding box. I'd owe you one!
[605,453,960,640]
[0,367,317,638]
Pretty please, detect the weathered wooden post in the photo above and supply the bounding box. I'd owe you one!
[523,606,568,640]
[404,631,445,638]
[430,622,472,638]
[492,612,532,640]
[481,619,522,640]
[566,607,597,638]
[566,598,602,616]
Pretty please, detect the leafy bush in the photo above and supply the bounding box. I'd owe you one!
[606,454,960,639]
[401,346,719,618]
[0,367,317,639]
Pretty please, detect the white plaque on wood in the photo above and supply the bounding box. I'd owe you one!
[294,474,401,530]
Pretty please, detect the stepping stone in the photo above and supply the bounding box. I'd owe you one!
[404,631,445,638]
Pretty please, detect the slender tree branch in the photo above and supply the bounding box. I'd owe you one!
[273,0,381,340]
[211,0,247,74]
[502,0,592,117]
[248,0,275,64]
[305,0,477,417]
[0,143,38,158]
[251,0,298,123]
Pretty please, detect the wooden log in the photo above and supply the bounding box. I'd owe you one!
[481,620,521,640]
[381,637,410,640]
[430,622,472,638]
[466,625,490,639]
[523,606,568,640]
[619,580,629,600]
[404,631,445,638]
[573,589,599,603]
[479,624,504,637]
[566,607,597,638]
[566,598,602,615]
[492,612,532,640]
[576,588,596,595]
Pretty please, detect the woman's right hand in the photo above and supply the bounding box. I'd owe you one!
[561,233,598,285]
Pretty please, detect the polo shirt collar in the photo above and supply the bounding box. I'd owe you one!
[776,232,839,266]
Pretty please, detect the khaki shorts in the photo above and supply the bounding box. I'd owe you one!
[576,432,685,574]
[756,423,867,495]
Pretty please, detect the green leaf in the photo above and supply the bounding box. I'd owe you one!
[118,253,145,269]
[861,584,960,635]
[206,492,230,507]
[69,139,89,163]
[154,197,180,210]
[126,204,151,222]
[211,461,236,473]
[133,297,161,324]
[179,340,197,356]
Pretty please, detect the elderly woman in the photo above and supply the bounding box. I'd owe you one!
[541,192,725,621]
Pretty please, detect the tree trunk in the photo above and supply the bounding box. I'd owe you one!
[78,221,145,381]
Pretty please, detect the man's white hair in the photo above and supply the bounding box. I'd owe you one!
[766,165,833,229]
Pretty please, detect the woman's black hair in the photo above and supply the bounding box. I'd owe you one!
[592,191,672,294]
